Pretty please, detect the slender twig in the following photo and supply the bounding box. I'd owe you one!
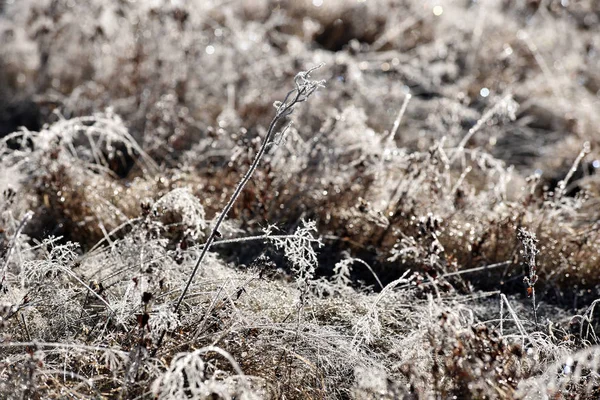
[58,266,115,313]
[385,92,412,146]
[350,258,384,290]
[0,341,128,356]
[555,142,590,200]
[396,261,512,291]
[518,228,539,329]
[450,94,516,163]
[377,93,411,181]
[440,261,511,278]
[1,211,33,285]
[153,65,325,353]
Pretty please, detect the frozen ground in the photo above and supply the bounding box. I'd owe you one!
[1,0,600,398]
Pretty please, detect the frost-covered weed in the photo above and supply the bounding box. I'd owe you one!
[268,219,322,285]
[152,346,259,400]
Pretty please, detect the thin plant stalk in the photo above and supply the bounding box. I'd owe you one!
[153,65,325,352]
[518,228,539,329]
[0,211,33,286]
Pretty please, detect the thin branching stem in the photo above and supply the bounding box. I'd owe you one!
[172,92,298,314]
[153,66,325,353]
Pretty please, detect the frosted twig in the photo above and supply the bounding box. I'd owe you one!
[518,228,539,328]
[451,94,518,163]
[555,141,591,200]
[153,65,325,353]
[386,93,412,146]
[1,211,33,285]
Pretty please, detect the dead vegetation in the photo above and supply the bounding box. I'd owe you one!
[2,0,600,398]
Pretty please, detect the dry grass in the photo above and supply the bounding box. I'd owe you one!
[2,0,600,398]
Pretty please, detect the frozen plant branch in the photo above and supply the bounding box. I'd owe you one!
[154,65,326,352]
[555,141,590,200]
[450,94,518,163]
[0,211,33,286]
[518,228,539,327]
[269,219,322,285]
[385,92,412,147]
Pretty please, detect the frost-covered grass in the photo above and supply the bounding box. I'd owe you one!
[2,0,600,398]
